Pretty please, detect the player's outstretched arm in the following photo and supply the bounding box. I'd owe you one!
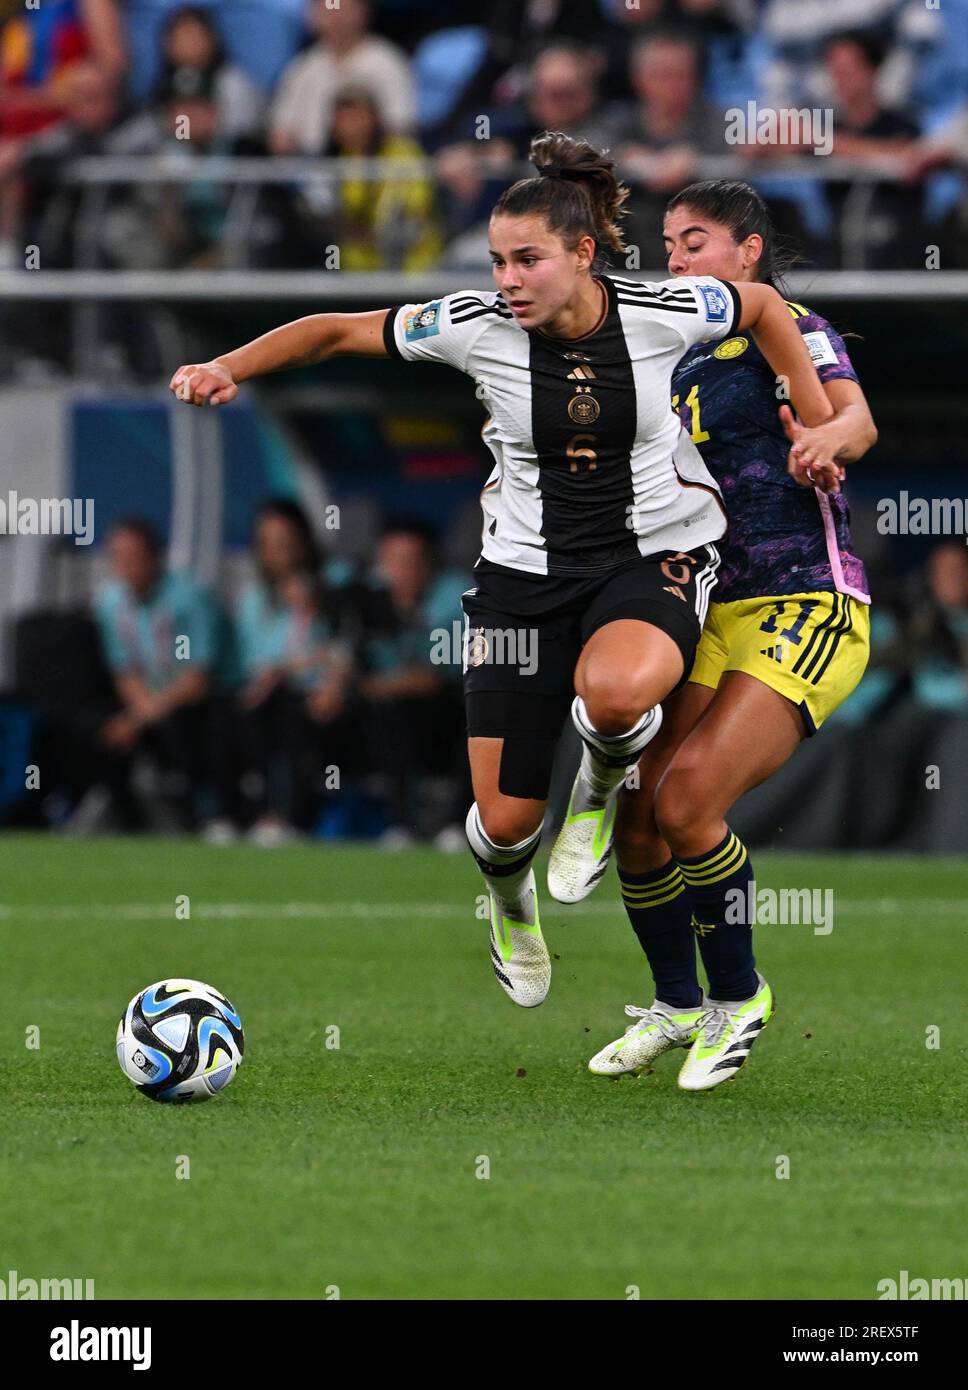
[733,282,834,429]
[169,309,391,406]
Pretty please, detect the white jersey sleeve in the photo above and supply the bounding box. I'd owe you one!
[383,291,512,373]
[630,275,741,354]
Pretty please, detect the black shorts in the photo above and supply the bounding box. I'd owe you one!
[462,544,719,763]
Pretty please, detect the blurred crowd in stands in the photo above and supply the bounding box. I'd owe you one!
[1,0,968,280]
[11,501,471,845]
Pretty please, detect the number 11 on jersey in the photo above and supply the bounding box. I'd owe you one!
[672,384,710,444]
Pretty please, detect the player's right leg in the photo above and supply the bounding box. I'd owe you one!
[460,567,579,1007]
[466,737,550,1008]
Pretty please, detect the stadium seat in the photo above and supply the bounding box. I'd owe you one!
[411,26,489,131]
[122,0,306,102]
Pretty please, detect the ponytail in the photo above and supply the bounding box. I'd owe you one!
[492,131,630,272]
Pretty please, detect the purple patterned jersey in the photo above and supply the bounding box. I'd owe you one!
[671,301,870,604]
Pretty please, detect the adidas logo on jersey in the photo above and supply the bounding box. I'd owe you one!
[759,644,787,663]
[566,364,597,380]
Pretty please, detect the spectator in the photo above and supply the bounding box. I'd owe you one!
[614,31,726,188]
[0,58,163,366]
[310,86,441,270]
[354,522,468,845]
[95,62,264,271]
[471,1,617,122]
[140,66,242,267]
[490,43,619,156]
[0,58,135,272]
[756,0,938,112]
[152,5,266,142]
[822,30,921,268]
[907,542,968,712]
[595,0,681,104]
[94,517,219,829]
[611,31,726,256]
[122,0,306,106]
[437,43,616,264]
[234,499,355,845]
[0,0,125,139]
[269,0,416,155]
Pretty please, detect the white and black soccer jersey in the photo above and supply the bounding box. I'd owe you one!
[383,273,741,576]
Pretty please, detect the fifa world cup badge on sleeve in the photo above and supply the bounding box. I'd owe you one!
[404,302,442,341]
[803,331,839,367]
[699,285,728,323]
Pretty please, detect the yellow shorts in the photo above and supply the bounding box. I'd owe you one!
[689,592,871,734]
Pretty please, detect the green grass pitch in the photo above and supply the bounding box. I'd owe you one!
[1,834,965,1300]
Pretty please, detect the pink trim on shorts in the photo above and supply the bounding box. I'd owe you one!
[815,490,871,604]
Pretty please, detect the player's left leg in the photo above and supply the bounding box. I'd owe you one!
[547,544,717,903]
[588,683,716,1076]
[546,619,681,902]
[653,672,804,1088]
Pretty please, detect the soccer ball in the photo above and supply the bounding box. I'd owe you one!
[116,978,244,1103]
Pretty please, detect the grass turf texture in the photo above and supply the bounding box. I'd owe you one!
[1,834,965,1301]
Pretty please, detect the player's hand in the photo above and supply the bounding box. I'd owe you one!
[169,360,238,407]
[779,404,845,494]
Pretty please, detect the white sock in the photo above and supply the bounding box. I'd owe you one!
[572,697,661,804]
[464,802,541,914]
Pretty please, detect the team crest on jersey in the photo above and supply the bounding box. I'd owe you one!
[404,301,442,341]
[699,285,729,323]
[568,389,600,425]
[714,336,749,360]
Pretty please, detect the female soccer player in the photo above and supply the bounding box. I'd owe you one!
[560,181,876,1089]
[170,137,837,1011]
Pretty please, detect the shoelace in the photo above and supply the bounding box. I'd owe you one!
[697,1006,737,1048]
[622,1004,687,1043]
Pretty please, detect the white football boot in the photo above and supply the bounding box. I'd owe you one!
[588,999,704,1076]
[488,870,551,1008]
[677,973,774,1091]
